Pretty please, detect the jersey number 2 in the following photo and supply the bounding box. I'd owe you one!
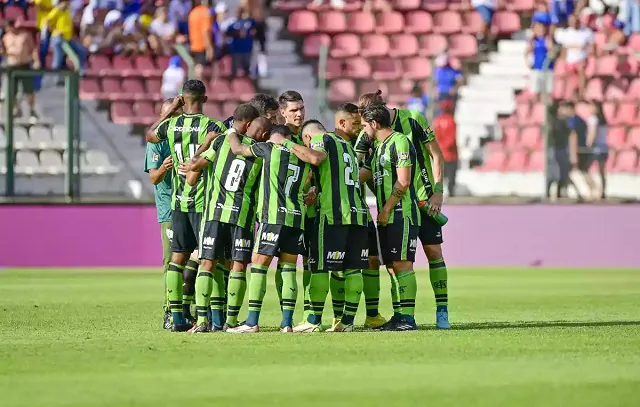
[343,153,355,186]
[284,164,300,196]
[224,159,246,192]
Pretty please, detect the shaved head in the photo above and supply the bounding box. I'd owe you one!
[300,119,326,147]
[247,116,273,142]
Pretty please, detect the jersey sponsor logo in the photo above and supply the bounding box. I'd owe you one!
[278,207,302,216]
[275,145,291,152]
[326,251,345,261]
[397,152,409,160]
[152,153,160,162]
[176,195,194,202]
[311,141,324,149]
[361,249,369,258]
[373,170,390,186]
[170,126,202,132]
[261,232,279,243]
[202,236,215,246]
[235,239,251,248]
[351,206,368,214]
[409,239,418,248]
[215,202,239,212]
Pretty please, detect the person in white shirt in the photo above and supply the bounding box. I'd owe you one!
[554,14,594,96]
[161,56,185,99]
[469,0,496,51]
[586,101,608,199]
[148,6,177,55]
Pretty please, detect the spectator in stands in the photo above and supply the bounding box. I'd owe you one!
[227,5,256,78]
[311,0,347,10]
[407,83,429,117]
[566,101,598,200]
[527,21,556,102]
[433,101,458,197]
[148,6,177,55]
[623,0,640,36]
[467,0,496,52]
[161,56,185,99]
[213,2,234,60]
[434,53,463,102]
[1,19,40,122]
[533,2,553,27]
[100,11,137,55]
[602,18,627,52]
[551,0,578,27]
[81,6,114,54]
[548,103,573,200]
[242,0,268,77]
[169,0,191,35]
[188,0,214,79]
[586,101,608,199]
[44,0,86,83]
[34,0,54,92]
[555,14,593,98]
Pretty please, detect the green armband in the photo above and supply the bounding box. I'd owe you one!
[434,183,444,193]
[283,139,296,150]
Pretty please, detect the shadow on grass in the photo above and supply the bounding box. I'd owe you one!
[428,320,640,331]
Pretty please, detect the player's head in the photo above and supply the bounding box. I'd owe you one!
[181,79,207,108]
[269,124,293,141]
[249,93,279,124]
[358,90,385,112]
[360,104,391,138]
[300,119,326,147]
[232,103,260,134]
[161,98,182,117]
[246,116,273,142]
[335,103,361,140]
[278,90,305,128]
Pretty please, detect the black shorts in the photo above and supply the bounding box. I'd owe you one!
[577,153,594,172]
[254,223,305,257]
[377,219,419,265]
[192,51,209,66]
[316,218,369,271]
[199,221,253,263]
[418,213,443,246]
[304,216,318,266]
[171,211,202,253]
[367,220,379,257]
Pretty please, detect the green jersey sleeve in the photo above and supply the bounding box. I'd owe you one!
[144,142,164,172]
[250,141,273,158]
[411,112,436,143]
[392,135,413,168]
[202,136,224,162]
[206,120,225,135]
[154,119,170,141]
[310,134,327,153]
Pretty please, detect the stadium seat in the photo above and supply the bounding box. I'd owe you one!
[318,11,347,33]
[502,126,519,148]
[618,56,639,77]
[584,78,604,101]
[361,34,390,57]
[602,102,616,124]
[461,12,484,34]
[144,78,162,100]
[86,54,111,76]
[135,101,156,119]
[527,151,544,171]
[628,33,640,53]
[79,78,101,100]
[303,34,331,58]
[29,126,52,150]
[86,150,118,174]
[504,150,528,171]
[111,101,133,124]
[479,149,507,171]
[222,102,236,118]
[447,34,478,58]
[607,127,627,150]
[614,150,638,172]
[359,80,388,96]
[605,78,628,101]
[230,78,255,101]
[13,126,29,150]
[594,55,617,76]
[626,78,640,101]
[51,125,68,149]
[375,11,404,34]
[331,34,361,58]
[134,55,161,77]
[16,150,41,175]
[613,102,637,125]
[520,126,542,150]
[208,79,232,101]
[404,10,432,34]
[392,0,421,10]
[388,34,419,58]
[506,0,535,11]
[112,55,135,76]
[433,11,462,34]
[326,58,371,79]
[203,102,223,119]
[492,11,520,34]
[39,150,64,174]
[575,102,591,120]
[626,128,640,148]
[346,12,375,34]
[372,58,402,80]
[121,78,145,99]
[402,57,431,79]
[418,34,448,57]
[288,10,318,34]
[328,79,356,102]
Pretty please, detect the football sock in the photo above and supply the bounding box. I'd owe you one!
[389,272,402,321]
[429,258,448,311]
[226,271,246,326]
[182,258,199,317]
[194,266,214,325]
[246,265,268,327]
[342,269,363,325]
[210,264,227,327]
[362,268,381,317]
[302,260,311,320]
[275,261,283,311]
[307,269,329,325]
[219,263,230,316]
[167,262,185,325]
[330,271,345,319]
[280,262,298,328]
[396,269,417,324]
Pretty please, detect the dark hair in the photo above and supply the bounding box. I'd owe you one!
[162,98,174,104]
[300,119,325,135]
[233,103,260,122]
[250,93,279,116]
[182,80,206,99]
[336,103,359,115]
[411,84,422,95]
[361,105,391,128]
[269,124,292,138]
[278,90,304,107]
[358,90,385,111]
[4,19,16,29]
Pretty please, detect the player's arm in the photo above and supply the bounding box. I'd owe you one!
[354,131,372,164]
[145,97,183,143]
[359,153,373,184]
[227,128,254,157]
[282,139,327,166]
[194,120,226,157]
[186,135,222,183]
[415,116,445,208]
[378,146,412,226]
[144,143,172,185]
[186,168,202,186]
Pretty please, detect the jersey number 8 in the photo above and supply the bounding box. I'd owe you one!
[224,158,246,192]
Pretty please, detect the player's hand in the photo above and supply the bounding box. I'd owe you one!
[162,156,173,171]
[170,95,184,112]
[427,192,443,217]
[304,188,317,206]
[269,133,285,145]
[377,208,390,226]
[178,161,188,176]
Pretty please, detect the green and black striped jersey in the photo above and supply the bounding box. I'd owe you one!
[250,141,312,229]
[155,113,226,212]
[201,130,262,229]
[364,132,421,226]
[292,130,317,219]
[355,108,435,201]
[350,137,374,223]
[309,132,368,226]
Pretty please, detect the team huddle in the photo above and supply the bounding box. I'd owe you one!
[144,79,450,333]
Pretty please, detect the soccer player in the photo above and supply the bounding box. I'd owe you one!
[358,105,421,331]
[357,90,450,330]
[186,105,270,333]
[145,80,226,332]
[223,93,280,128]
[225,124,312,333]
[276,120,369,332]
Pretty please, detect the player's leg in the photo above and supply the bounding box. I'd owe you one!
[278,227,305,331]
[191,220,224,333]
[224,224,253,329]
[301,216,316,323]
[182,254,199,324]
[419,214,450,329]
[160,221,172,329]
[329,271,345,328]
[167,211,198,331]
[363,221,386,328]
[275,261,283,311]
[208,263,227,330]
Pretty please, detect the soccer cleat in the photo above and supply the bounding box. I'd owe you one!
[329,317,341,330]
[226,324,259,334]
[378,318,417,332]
[280,326,293,333]
[184,314,196,327]
[436,308,450,329]
[171,323,193,332]
[292,322,322,332]
[373,315,400,330]
[210,323,226,332]
[328,322,354,332]
[364,314,387,329]
[163,311,172,329]
[189,322,211,333]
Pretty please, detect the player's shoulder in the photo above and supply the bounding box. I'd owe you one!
[222,116,234,129]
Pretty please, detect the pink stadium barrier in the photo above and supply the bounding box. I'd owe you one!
[0,205,638,268]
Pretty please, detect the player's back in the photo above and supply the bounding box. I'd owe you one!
[310,132,368,226]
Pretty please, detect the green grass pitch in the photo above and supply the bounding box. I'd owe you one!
[1,267,639,407]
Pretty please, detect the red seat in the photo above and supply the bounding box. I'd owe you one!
[605,78,628,101]
[375,11,404,34]
[626,128,640,148]
[342,58,372,79]
[203,102,223,119]
[584,78,604,101]
[4,6,24,20]
[102,78,125,100]
[614,150,638,172]
[418,34,448,57]
[392,0,421,10]
[614,102,637,125]
[529,103,545,125]
[618,56,639,77]
[389,34,418,58]
[404,10,432,33]
[111,101,134,124]
[607,127,627,150]
[461,12,484,34]
[361,34,390,57]
[208,79,232,101]
[628,33,640,53]
[575,102,591,120]
[359,81,388,96]
[372,58,402,80]
[278,0,308,11]
[135,101,155,119]
[79,79,101,100]
[134,55,159,76]
[505,150,528,171]
[328,79,356,102]
[447,34,478,58]
[303,34,331,58]
[422,0,448,12]
[625,78,640,101]
[502,126,519,148]
[480,149,507,171]
[492,11,520,34]
[403,57,431,79]
[288,10,318,34]
[347,12,375,34]
[506,0,535,11]
[230,78,255,101]
[602,102,616,124]
[222,102,236,118]
[112,55,134,76]
[330,34,360,58]
[318,11,347,33]
[594,55,618,76]
[520,126,542,150]
[122,78,145,98]
[527,151,544,171]
[433,11,462,34]
[86,54,111,76]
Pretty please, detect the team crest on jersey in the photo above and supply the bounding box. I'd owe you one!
[152,154,160,162]
[379,153,388,167]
